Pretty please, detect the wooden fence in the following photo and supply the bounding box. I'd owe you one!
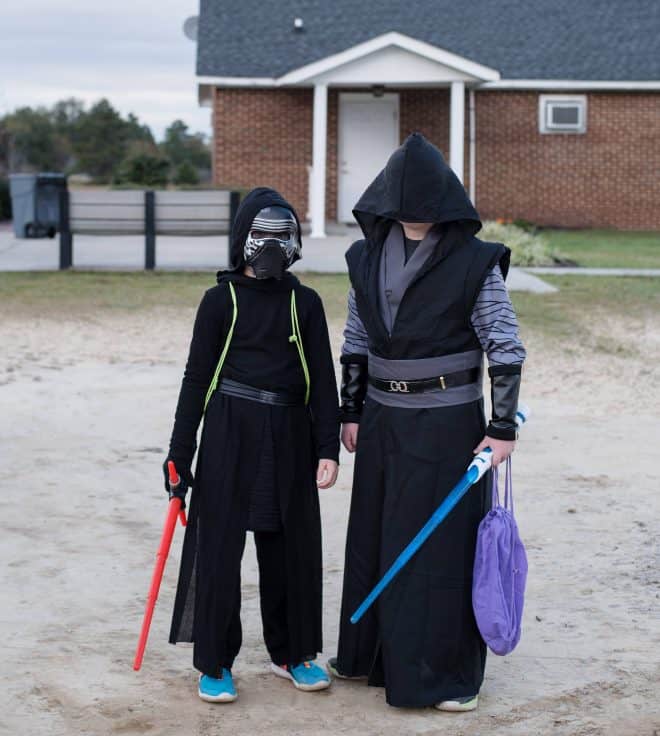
[58,189,240,269]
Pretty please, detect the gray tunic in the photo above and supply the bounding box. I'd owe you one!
[341,226,526,408]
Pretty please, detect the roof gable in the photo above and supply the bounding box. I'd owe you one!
[279,32,499,85]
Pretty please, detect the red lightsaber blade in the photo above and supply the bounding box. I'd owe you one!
[133,461,187,671]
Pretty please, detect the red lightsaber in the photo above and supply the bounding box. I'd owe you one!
[133,460,187,671]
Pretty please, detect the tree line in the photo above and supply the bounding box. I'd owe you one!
[0,98,212,218]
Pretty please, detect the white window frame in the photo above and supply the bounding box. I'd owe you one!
[539,94,587,134]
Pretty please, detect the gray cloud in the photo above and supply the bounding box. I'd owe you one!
[0,0,210,138]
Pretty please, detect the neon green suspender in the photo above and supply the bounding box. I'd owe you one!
[288,289,311,405]
[203,282,310,412]
[203,282,238,410]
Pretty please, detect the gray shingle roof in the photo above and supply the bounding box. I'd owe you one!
[197,0,660,81]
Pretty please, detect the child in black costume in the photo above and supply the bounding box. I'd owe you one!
[164,187,340,702]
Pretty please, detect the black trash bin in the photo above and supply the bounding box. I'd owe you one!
[9,173,67,238]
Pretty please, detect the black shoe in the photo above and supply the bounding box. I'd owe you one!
[326,657,368,681]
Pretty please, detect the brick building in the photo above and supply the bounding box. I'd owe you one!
[194,1,660,234]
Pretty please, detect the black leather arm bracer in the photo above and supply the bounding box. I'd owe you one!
[339,357,368,424]
[486,365,523,441]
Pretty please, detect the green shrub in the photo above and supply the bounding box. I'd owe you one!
[480,220,560,266]
[113,142,170,188]
[0,178,11,220]
[173,161,199,186]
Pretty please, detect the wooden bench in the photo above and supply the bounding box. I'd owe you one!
[58,189,240,269]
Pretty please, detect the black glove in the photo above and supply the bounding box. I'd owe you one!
[162,457,194,507]
[486,365,522,441]
[339,358,368,424]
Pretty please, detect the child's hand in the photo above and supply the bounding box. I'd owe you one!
[341,423,359,453]
[473,436,516,467]
[317,459,339,489]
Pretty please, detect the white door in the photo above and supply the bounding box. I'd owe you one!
[338,93,399,222]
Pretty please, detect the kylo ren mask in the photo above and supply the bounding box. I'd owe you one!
[244,206,301,279]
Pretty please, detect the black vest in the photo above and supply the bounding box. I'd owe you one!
[346,224,509,361]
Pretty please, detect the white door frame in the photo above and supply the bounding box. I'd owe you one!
[337,92,400,222]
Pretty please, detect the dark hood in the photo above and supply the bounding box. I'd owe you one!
[224,186,303,273]
[352,132,481,241]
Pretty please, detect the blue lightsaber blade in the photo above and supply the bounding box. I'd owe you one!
[350,405,530,625]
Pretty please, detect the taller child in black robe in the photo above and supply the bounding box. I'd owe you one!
[164,187,340,701]
[331,134,525,710]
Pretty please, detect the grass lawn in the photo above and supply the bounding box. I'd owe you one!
[0,271,350,319]
[543,229,660,269]
[510,274,660,352]
[1,272,658,351]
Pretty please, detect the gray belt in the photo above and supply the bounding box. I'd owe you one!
[367,350,484,408]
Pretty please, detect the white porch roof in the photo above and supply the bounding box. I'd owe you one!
[198,32,501,101]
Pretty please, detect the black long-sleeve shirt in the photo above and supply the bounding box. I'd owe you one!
[168,272,340,470]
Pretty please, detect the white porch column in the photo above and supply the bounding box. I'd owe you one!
[450,80,465,183]
[310,83,328,238]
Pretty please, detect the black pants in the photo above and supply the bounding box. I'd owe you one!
[200,530,289,674]
[337,397,489,707]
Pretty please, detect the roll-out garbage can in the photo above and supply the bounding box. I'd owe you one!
[9,173,67,238]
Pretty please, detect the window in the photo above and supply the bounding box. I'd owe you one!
[539,95,587,134]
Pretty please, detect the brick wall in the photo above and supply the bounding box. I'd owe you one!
[326,89,340,222]
[475,91,660,229]
[212,87,312,217]
[399,88,451,157]
[212,86,660,230]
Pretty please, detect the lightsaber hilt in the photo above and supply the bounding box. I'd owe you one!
[466,404,530,483]
[167,460,187,527]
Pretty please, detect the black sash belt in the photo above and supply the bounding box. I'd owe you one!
[218,378,305,407]
[368,366,480,394]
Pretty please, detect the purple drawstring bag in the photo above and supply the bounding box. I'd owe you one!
[472,457,528,655]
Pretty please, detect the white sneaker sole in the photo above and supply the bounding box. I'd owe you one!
[434,696,478,712]
[198,676,237,703]
[270,663,331,691]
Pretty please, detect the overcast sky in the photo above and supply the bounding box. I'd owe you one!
[0,0,210,139]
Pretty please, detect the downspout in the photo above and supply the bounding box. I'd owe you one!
[468,88,476,206]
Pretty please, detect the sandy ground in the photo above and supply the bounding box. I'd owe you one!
[1,298,659,736]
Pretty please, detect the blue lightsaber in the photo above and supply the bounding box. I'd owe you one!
[350,405,530,625]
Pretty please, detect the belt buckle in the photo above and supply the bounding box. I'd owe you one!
[438,375,446,390]
[388,380,410,393]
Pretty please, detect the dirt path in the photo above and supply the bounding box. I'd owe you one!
[1,307,659,736]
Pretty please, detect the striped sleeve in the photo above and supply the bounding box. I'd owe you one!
[470,265,526,367]
[341,288,369,359]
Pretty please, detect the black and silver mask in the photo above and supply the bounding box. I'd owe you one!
[244,206,301,280]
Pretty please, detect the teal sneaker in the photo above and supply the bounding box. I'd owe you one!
[435,694,479,712]
[198,669,237,703]
[271,661,331,691]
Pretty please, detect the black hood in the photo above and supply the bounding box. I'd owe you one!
[225,186,303,272]
[353,132,481,241]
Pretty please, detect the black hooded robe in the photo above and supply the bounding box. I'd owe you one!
[336,134,510,707]
[167,188,340,676]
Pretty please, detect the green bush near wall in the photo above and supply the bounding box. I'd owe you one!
[481,221,562,266]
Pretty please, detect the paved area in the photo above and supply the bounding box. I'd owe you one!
[527,266,660,277]
[0,228,557,293]
[506,268,557,293]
